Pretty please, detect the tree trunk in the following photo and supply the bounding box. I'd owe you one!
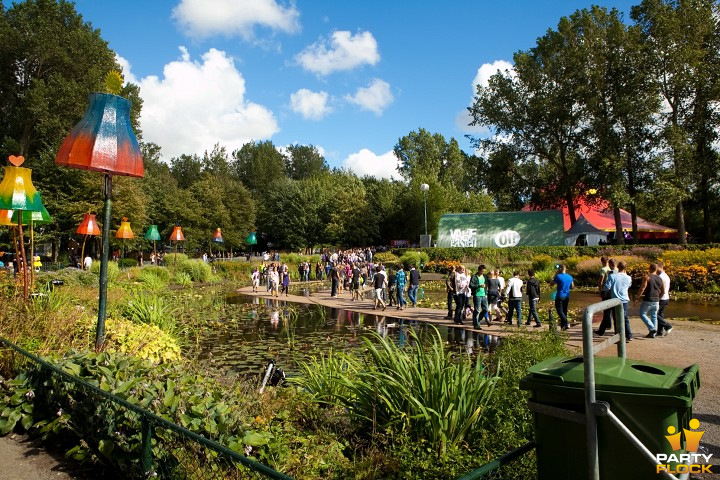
[565,193,577,225]
[614,206,624,245]
[676,201,687,245]
[630,203,638,245]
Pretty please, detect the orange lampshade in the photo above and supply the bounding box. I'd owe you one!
[213,227,223,243]
[55,93,144,177]
[76,213,101,236]
[169,225,185,241]
[115,217,134,239]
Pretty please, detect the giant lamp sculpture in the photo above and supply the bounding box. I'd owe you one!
[115,217,134,262]
[246,230,257,257]
[0,155,46,299]
[169,225,185,269]
[55,72,144,350]
[212,227,223,256]
[144,224,161,263]
[76,213,101,270]
[13,205,51,289]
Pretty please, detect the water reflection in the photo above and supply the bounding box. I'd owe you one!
[198,293,497,377]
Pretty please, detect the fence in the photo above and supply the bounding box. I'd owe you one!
[0,338,292,480]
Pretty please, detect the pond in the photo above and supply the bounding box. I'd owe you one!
[197,292,501,378]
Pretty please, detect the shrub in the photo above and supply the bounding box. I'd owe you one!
[531,254,554,272]
[122,293,176,332]
[177,259,212,283]
[90,261,120,283]
[373,251,400,264]
[399,251,430,270]
[118,258,138,269]
[173,272,192,287]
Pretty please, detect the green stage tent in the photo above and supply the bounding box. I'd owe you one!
[436,211,565,248]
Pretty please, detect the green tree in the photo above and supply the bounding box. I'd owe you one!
[631,0,720,244]
[232,140,286,193]
[0,0,118,160]
[468,24,591,224]
[170,154,202,189]
[285,144,328,180]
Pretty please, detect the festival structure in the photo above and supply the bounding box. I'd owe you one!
[0,155,49,299]
[55,72,144,349]
[76,213,101,269]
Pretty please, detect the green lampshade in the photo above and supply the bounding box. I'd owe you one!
[145,224,161,241]
[12,204,51,224]
[246,231,257,245]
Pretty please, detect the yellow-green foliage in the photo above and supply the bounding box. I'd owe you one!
[661,248,720,267]
[374,251,400,266]
[78,316,181,364]
[90,260,119,283]
[178,259,212,283]
[531,254,554,272]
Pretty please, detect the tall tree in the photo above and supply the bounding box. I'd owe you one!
[285,144,328,180]
[232,140,286,193]
[468,24,591,224]
[0,0,118,160]
[631,0,720,244]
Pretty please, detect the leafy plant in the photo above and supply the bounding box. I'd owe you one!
[292,326,498,458]
[122,293,176,332]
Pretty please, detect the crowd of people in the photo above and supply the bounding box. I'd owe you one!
[248,250,675,339]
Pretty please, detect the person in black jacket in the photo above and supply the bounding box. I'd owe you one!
[525,269,542,327]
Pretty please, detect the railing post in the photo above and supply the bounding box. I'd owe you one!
[141,415,154,475]
[582,306,600,480]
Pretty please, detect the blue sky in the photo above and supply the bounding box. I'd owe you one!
[61,0,638,178]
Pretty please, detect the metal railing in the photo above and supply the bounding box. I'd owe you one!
[0,338,292,480]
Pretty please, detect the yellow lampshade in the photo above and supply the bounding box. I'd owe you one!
[115,217,134,239]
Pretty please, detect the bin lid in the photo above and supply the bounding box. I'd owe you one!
[520,356,699,401]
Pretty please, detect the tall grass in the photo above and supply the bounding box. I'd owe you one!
[122,292,176,332]
[291,326,498,457]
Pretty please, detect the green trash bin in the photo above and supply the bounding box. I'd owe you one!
[519,356,700,480]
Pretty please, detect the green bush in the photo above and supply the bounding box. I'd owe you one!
[118,258,138,269]
[531,254,554,272]
[122,293,176,332]
[374,251,400,267]
[90,260,119,283]
[173,272,192,287]
[177,259,212,283]
[474,331,572,479]
[399,251,430,269]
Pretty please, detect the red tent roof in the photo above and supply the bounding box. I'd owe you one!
[523,198,677,240]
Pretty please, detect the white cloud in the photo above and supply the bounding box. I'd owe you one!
[457,60,515,134]
[127,47,278,159]
[342,149,399,180]
[290,89,332,120]
[172,0,300,39]
[345,79,393,115]
[295,30,380,75]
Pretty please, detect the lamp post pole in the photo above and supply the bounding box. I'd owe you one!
[420,183,429,236]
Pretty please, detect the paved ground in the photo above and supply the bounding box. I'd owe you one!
[2,284,718,478]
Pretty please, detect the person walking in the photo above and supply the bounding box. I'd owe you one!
[549,264,574,330]
[445,266,456,319]
[251,267,260,292]
[387,268,397,307]
[526,269,542,327]
[395,266,407,310]
[330,263,340,297]
[487,270,502,322]
[595,258,618,334]
[373,266,387,311]
[453,265,470,324]
[635,263,665,338]
[407,265,421,307]
[504,271,524,326]
[280,264,290,296]
[470,265,490,328]
[656,262,673,336]
[270,266,280,297]
[597,261,633,341]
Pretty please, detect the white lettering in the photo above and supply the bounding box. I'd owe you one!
[493,230,521,248]
[656,453,713,464]
[450,229,477,248]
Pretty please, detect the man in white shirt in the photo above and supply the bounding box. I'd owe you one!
[656,262,673,336]
[504,271,524,326]
[83,255,92,270]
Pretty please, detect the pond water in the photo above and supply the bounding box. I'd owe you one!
[197,292,500,378]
